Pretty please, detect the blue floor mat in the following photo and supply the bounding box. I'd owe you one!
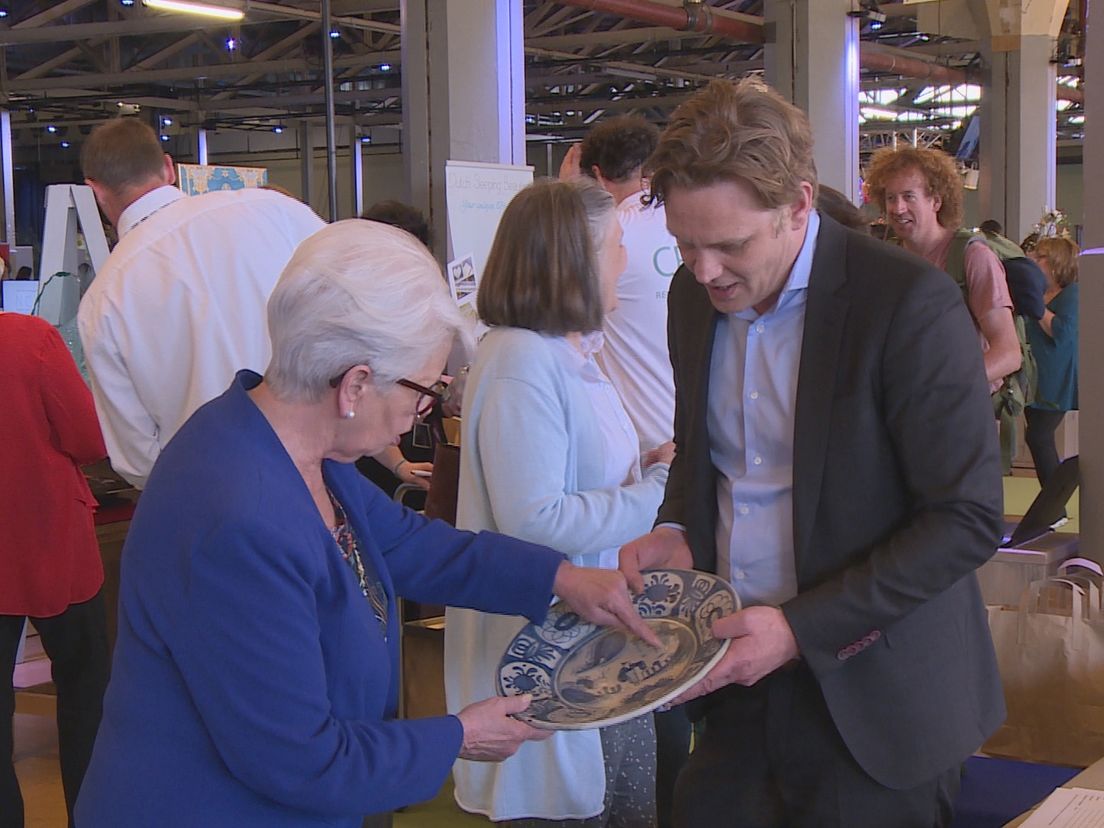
[951,756,1081,827]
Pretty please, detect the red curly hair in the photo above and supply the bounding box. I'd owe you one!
[864,146,964,229]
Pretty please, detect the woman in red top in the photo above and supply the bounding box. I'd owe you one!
[0,311,110,828]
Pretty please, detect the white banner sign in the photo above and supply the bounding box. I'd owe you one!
[445,160,533,279]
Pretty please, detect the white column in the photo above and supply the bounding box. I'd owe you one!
[197,126,208,166]
[299,122,315,211]
[400,0,430,223]
[1,111,14,246]
[980,36,1058,241]
[975,0,1068,241]
[349,123,364,217]
[401,0,525,261]
[1079,0,1103,563]
[764,0,860,202]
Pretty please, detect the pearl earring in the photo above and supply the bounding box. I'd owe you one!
[343,410,356,420]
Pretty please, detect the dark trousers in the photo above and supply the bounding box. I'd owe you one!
[1,592,110,828]
[654,707,691,828]
[503,716,657,828]
[1024,407,1067,495]
[673,665,960,828]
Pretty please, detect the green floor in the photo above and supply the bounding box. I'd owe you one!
[394,779,487,828]
[1004,471,1080,532]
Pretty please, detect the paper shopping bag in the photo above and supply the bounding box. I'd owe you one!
[984,577,1104,767]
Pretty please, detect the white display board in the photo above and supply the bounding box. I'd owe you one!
[444,160,533,278]
[1,280,38,315]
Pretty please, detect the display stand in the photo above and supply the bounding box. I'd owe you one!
[35,184,109,325]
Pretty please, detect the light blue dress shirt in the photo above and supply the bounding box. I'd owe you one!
[708,210,819,607]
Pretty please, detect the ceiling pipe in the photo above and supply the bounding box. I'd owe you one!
[553,0,1083,104]
[554,0,763,44]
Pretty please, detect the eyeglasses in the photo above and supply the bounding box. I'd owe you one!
[396,377,449,419]
[329,367,449,449]
[397,377,449,450]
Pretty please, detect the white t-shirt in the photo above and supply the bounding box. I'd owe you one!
[595,191,679,451]
[78,186,324,488]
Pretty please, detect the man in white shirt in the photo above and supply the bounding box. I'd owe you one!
[78,118,324,488]
[563,116,679,453]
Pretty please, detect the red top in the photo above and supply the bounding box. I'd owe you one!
[0,312,106,616]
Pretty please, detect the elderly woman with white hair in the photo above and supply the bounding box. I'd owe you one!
[74,220,655,828]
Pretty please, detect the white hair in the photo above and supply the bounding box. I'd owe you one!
[265,219,469,401]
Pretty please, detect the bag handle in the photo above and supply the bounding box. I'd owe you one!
[1019,577,1087,649]
[1057,559,1103,617]
[1058,557,1103,577]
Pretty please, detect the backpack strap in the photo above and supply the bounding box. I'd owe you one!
[943,228,981,297]
[983,232,1026,261]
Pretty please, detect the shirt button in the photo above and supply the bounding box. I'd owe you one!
[738,504,750,516]
[755,322,765,334]
[734,569,747,581]
[749,390,759,400]
[753,456,763,466]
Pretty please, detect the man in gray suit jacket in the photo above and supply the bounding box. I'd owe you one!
[620,78,1005,827]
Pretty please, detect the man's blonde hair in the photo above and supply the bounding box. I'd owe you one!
[646,77,818,210]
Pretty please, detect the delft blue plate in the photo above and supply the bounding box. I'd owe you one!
[497,569,739,730]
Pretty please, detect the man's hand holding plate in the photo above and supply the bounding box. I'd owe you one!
[668,606,800,705]
[618,526,694,594]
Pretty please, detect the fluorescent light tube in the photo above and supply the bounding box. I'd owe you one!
[143,0,243,21]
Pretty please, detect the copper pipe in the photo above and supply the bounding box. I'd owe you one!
[554,0,763,44]
[552,0,1084,104]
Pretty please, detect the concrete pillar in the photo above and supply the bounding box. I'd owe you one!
[764,0,860,203]
[975,0,1068,241]
[400,0,525,262]
[349,122,364,218]
[1,111,14,246]
[299,122,315,210]
[400,0,430,217]
[1079,0,1103,563]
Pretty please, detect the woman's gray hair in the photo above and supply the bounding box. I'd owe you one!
[265,219,469,401]
[577,178,617,252]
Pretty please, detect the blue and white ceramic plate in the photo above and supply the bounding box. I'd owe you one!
[497,569,739,730]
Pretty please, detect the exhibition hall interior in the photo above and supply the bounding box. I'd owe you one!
[2,1,1102,827]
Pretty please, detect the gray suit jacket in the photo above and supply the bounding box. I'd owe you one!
[659,213,1006,789]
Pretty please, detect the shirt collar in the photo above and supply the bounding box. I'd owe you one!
[550,331,606,372]
[117,185,186,240]
[616,189,647,210]
[787,208,819,294]
[734,208,820,321]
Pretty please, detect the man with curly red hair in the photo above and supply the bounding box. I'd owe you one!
[864,147,1021,392]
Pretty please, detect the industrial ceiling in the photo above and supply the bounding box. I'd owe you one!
[0,0,1086,160]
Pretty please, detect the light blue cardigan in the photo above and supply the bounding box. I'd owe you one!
[445,327,668,821]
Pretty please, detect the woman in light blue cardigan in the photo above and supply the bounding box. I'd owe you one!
[445,180,672,826]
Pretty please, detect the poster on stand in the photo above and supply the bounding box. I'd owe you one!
[444,160,533,278]
[446,253,478,308]
[177,164,269,196]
